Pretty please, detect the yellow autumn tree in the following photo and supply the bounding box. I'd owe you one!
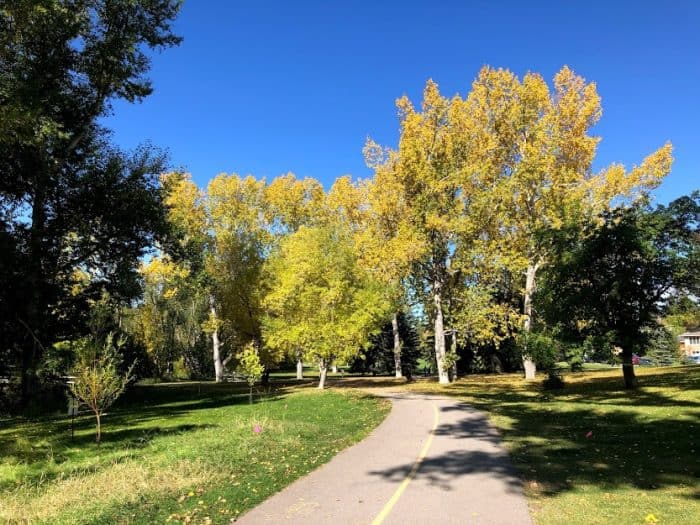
[262,224,390,388]
[364,80,478,384]
[161,171,330,382]
[348,160,424,378]
[264,172,326,377]
[464,65,673,378]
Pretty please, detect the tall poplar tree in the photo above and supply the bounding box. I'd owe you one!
[466,66,673,379]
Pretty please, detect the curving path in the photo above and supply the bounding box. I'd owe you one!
[237,392,532,525]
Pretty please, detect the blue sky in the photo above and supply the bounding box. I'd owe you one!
[105,0,699,203]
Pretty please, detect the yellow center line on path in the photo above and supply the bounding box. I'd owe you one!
[371,403,440,525]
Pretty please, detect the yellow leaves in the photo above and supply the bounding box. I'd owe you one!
[264,172,324,231]
[162,288,178,300]
[69,269,91,297]
[208,173,267,236]
[327,175,367,226]
[262,224,390,363]
[141,257,190,288]
[592,143,673,210]
[201,310,222,334]
[161,172,207,245]
[629,142,674,191]
[235,342,264,385]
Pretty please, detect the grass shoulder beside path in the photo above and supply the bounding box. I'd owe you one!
[0,382,390,524]
[404,366,700,525]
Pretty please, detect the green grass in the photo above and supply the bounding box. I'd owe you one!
[406,366,700,525]
[0,382,390,524]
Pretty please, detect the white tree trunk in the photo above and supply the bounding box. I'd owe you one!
[210,297,224,383]
[522,261,539,380]
[392,312,402,378]
[296,352,304,380]
[434,285,450,384]
[331,363,338,373]
[318,359,328,389]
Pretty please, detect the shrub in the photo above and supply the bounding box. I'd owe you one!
[542,370,565,390]
[519,331,559,372]
[564,344,585,371]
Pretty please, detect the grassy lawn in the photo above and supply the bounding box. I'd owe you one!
[0,382,390,524]
[407,366,700,525]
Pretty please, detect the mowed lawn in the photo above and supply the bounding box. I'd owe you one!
[408,366,700,525]
[0,382,390,524]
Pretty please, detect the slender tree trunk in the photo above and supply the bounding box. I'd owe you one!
[95,412,101,445]
[621,350,637,389]
[296,350,304,379]
[392,312,402,378]
[318,359,328,389]
[210,297,224,382]
[249,384,253,404]
[434,283,450,384]
[331,363,338,373]
[522,261,539,380]
[451,331,458,381]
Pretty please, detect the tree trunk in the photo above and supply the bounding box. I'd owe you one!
[451,331,458,381]
[522,261,539,380]
[210,297,224,382]
[621,350,637,389]
[318,359,328,389]
[249,384,253,404]
[434,284,450,384]
[392,312,402,378]
[331,363,338,373]
[296,351,304,379]
[21,184,47,407]
[95,412,101,445]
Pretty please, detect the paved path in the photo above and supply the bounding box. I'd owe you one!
[237,392,532,525]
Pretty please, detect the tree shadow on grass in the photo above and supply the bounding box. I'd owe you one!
[0,380,303,492]
[394,367,700,500]
[0,422,217,491]
[328,376,415,390]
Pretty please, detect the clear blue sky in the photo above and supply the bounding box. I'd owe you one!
[105,0,699,203]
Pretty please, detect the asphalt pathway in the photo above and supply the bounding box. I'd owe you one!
[237,392,532,525]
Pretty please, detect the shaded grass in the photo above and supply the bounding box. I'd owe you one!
[0,382,389,524]
[405,366,700,525]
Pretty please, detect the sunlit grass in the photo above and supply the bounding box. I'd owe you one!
[0,383,389,524]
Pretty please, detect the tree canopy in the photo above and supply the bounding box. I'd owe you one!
[0,0,182,405]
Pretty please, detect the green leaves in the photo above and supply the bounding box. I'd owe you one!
[262,224,391,378]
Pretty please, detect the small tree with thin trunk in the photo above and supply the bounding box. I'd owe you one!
[69,334,134,444]
[236,343,264,404]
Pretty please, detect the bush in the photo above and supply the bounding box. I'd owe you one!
[519,332,559,372]
[542,370,565,390]
[564,344,585,371]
